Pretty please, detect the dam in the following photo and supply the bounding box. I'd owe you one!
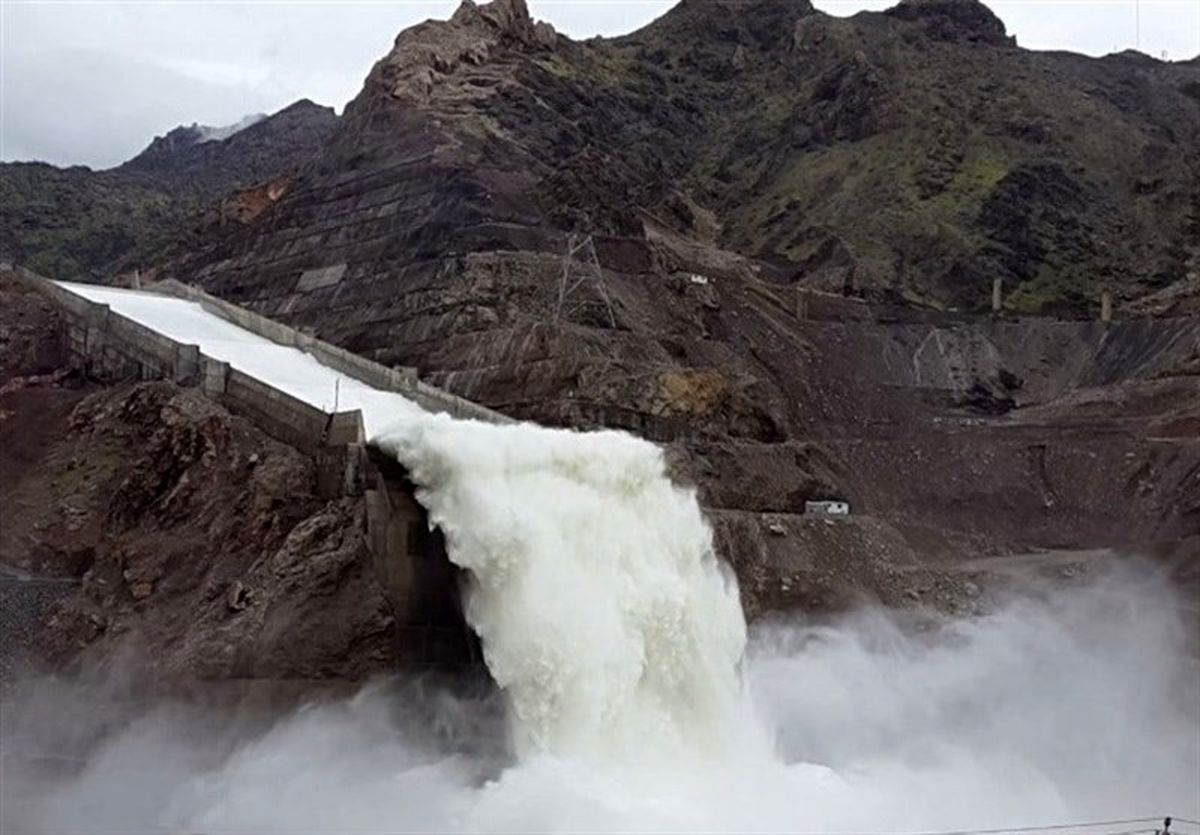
[7,266,513,665]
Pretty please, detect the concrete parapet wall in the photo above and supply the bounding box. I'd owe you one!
[223,369,332,454]
[9,267,368,493]
[152,277,513,425]
[154,278,303,347]
[410,379,515,424]
[106,313,201,385]
[509,398,684,442]
[10,268,201,387]
[327,410,366,446]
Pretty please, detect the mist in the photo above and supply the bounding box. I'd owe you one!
[4,568,1196,834]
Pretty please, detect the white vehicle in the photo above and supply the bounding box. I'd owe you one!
[805,500,850,516]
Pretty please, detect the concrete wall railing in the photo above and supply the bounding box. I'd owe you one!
[12,266,194,384]
[6,266,366,496]
[152,278,513,425]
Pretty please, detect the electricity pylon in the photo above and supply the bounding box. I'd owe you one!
[555,233,616,329]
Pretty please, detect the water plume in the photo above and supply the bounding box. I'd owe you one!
[375,414,748,763]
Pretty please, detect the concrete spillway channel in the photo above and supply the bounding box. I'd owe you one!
[9,267,513,666]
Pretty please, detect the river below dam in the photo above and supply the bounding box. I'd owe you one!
[4,536,1197,832]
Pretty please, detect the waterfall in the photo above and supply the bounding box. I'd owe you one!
[375,413,747,762]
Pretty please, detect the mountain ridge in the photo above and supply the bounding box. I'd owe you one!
[0,99,337,280]
[3,0,1197,315]
[173,0,1199,316]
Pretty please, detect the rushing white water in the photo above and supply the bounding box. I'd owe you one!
[374,414,749,762]
[7,570,1198,833]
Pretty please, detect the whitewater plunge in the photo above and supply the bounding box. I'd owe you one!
[375,415,748,762]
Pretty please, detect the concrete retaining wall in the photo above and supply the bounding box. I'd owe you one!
[363,453,479,665]
[10,268,202,387]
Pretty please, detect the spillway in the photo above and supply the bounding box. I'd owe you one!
[60,281,426,437]
[56,280,748,762]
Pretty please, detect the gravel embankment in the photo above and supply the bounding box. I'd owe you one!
[0,565,75,691]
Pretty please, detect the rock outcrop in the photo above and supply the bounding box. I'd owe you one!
[887,0,1014,46]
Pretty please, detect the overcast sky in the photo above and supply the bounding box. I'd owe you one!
[2,0,1197,169]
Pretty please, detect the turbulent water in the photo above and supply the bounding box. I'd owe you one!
[374,414,748,762]
[5,415,1199,832]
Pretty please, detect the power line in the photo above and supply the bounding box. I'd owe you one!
[937,820,1159,835]
[803,819,1176,835]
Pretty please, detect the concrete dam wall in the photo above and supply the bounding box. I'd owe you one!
[7,265,509,666]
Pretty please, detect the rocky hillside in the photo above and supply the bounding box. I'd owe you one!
[0,273,398,683]
[0,100,337,281]
[4,269,1193,687]
[161,0,1200,516]
[175,0,1200,323]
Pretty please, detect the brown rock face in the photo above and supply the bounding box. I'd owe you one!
[3,381,399,682]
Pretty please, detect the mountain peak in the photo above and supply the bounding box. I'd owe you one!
[360,0,556,105]
[648,0,816,31]
[196,113,267,143]
[451,0,542,40]
[886,0,1012,46]
[118,101,336,174]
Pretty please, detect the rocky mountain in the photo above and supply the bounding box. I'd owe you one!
[0,100,337,281]
[2,1,1198,682]
[117,113,267,175]
[147,0,1200,609]
[157,0,1198,444]
[2,268,1195,685]
[175,0,1200,321]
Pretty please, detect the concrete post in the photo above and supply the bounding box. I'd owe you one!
[174,344,200,386]
[202,359,230,396]
[326,410,366,446]
[992,278,1003,313]
[1101,290,1113,323]
[796,288,809,321]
